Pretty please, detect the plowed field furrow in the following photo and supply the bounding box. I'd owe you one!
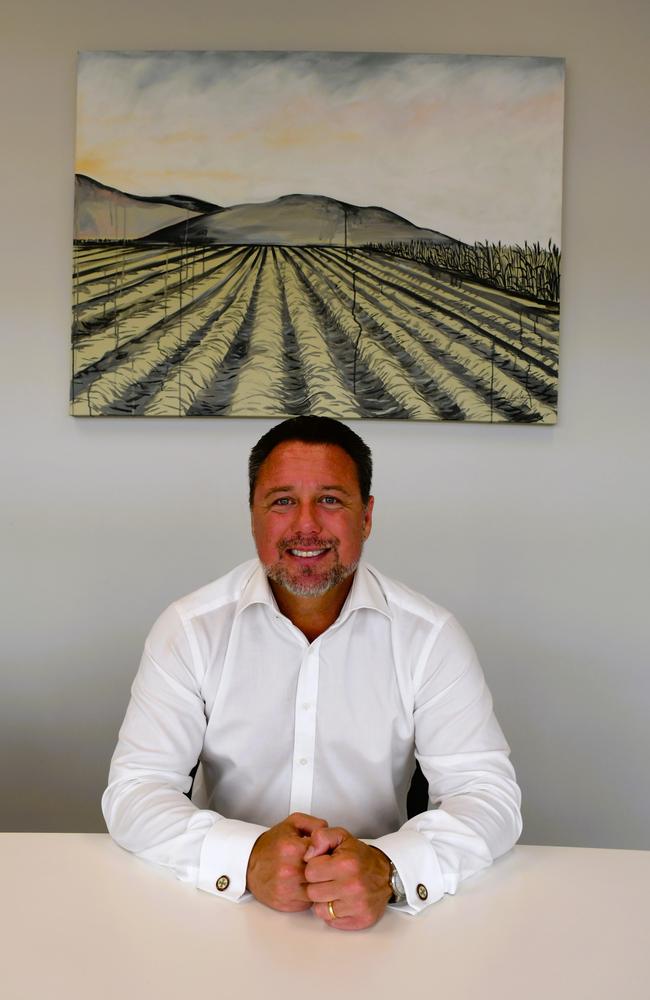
[312,248,558,381]
[291,251,494,421]
[358,249,559,343]
[74,244,145,265]
[182,254,270,416]
[285,257,408,418]
[71,249,259,410]
[309,249,557,410]
[70,242,560,422]
[222,248,303,416]
[73,245,169,280]
[277,252,361,419]
[300,249,557,418]
[268,249,311,415]
[289,254,448,421]
[74,248,203,309]
[73,247,243,336]
[293,250,545,422]
[326,248,559,366]
[362,250,560,358]
[73,246,213,300]
[72,248,253,374]
[73,250,263,416]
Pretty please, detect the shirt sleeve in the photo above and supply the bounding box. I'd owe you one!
[364,614,522,915]
[101,605,267,901]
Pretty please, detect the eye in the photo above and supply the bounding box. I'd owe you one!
[271,496,294,507]
[320,495,341,506]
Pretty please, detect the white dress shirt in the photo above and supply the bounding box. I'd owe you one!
[102,560,521,914]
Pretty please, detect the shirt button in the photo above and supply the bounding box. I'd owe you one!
[302,702,311,711]
[416,883,428,901]
[216,875,230,892]
[299,757,308,766]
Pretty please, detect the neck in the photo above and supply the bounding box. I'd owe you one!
[269,574,355,643]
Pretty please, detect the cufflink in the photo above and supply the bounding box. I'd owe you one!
[216,875,230,891]
[416,883,428,901]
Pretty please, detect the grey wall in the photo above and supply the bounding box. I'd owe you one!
[2,0,648,847]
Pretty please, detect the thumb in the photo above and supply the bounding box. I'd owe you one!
[304,826,347,861]
[286,812,328,837]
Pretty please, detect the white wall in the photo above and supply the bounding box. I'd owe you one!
[1,0,648,846]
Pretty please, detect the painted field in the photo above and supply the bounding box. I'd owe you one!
[71,243,559,421]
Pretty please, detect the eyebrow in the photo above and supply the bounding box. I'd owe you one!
[262,484,353,499]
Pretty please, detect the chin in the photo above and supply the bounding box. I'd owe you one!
[265,560,358,598]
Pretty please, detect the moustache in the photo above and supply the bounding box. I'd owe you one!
[279,534,339,552]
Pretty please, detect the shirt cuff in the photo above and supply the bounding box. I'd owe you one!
[197,817,268,901]
[362,829,444,915]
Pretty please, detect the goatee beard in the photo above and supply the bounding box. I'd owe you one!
[265,557,359,597]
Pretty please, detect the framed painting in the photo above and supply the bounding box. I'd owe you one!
[72,51,564,421]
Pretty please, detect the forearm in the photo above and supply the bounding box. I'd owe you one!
[103,775,267,897]
[365,751,522,913]
[103,611,268,898]
[102,776,217,877]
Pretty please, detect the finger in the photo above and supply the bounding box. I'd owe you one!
[312,900,348,923]
[303,854,339,882]
[305,879,339,904]
[312,902,380,932]
[304,826,348,860]
[286,812,329,837]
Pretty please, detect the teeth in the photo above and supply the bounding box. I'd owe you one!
[289,549,326,558]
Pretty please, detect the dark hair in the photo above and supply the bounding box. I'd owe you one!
[248,416,373,506]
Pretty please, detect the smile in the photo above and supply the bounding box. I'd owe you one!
[287,548,329,558]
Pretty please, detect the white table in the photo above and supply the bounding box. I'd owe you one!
[1,835,648,1000]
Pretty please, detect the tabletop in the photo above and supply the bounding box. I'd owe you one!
[1,834,648,1000]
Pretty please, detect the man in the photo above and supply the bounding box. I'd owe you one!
[103,416,521,931]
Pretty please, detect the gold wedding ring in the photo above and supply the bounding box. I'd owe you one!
[327,900,337,920]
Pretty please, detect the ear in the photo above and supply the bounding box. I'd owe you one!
[362,495,374,539]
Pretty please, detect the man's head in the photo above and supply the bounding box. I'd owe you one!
[248,416,372,507]
[248,417,374,599]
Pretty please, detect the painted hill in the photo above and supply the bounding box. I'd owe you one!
[141,193,456,247]
[74,175,220,240]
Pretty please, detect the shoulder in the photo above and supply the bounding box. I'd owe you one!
[147,560,258,644]
[365,564,481,688]
[171,559,259,623]
[365,563,453,631]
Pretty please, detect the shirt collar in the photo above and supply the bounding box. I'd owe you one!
[234,560,392,623]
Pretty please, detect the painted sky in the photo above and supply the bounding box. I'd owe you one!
[76,51,564,245]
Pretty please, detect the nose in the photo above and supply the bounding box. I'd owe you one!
[291,500,323,536]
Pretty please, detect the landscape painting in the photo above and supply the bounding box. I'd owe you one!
[72,51,564,421]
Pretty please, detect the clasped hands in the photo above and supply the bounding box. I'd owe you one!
[246,812,392,931]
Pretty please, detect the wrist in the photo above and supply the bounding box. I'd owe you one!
[368,846,394,898]
[387,861,406,904]
[245,830,267,892]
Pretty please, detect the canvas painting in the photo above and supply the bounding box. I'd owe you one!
[72,51,564,421]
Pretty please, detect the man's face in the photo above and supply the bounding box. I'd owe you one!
[251,441,373,598]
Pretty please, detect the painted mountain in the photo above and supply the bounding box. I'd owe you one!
[74,174,220,241]
[143,193,456,247]
[75,176,454,248]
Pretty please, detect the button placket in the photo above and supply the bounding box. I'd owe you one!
[288,645,320,814]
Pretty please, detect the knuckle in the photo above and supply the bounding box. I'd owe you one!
[278,839,299,860]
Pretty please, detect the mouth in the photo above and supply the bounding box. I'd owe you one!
[286,547,331,560]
